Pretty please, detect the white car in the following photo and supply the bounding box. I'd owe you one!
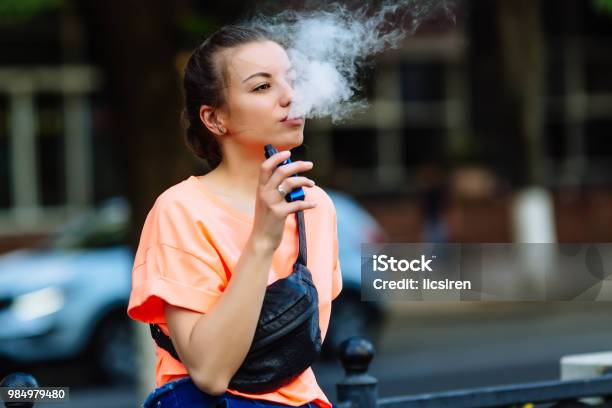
[0,198,136,384]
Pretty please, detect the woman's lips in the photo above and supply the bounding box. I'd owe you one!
[280,116,304,126]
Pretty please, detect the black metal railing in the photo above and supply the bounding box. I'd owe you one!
[3,338,612,407]
[335,337,612,408]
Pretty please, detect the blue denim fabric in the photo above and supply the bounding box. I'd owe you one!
[142,377,327,408]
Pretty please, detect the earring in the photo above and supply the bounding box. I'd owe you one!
[218,126,226,134]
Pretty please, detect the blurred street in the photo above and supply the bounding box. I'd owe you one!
[11,302,612,407]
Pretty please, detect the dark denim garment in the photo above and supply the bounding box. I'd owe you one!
[142,377,327,408]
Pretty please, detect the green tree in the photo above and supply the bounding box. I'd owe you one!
[594,0,612,15]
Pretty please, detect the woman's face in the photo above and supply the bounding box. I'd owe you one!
[218,40,304,152]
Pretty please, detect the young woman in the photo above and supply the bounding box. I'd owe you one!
[127,26,342,408]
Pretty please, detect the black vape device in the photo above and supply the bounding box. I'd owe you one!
[264,144,306,202]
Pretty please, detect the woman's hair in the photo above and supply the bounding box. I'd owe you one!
[183,25,271,169]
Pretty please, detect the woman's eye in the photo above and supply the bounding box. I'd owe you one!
[253,83,271,92]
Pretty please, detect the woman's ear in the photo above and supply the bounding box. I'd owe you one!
[200,105,227,136]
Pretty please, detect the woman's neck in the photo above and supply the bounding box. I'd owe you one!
[208,149,262,200]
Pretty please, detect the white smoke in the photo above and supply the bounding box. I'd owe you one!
[249,1,456,122]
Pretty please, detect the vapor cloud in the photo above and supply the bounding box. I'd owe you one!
[249,1,456,122]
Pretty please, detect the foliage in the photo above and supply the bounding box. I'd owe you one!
[178,13,220,43]
[0,0,63,26]
[594,0,612,16]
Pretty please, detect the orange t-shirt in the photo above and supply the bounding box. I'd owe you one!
[127,175,342,408]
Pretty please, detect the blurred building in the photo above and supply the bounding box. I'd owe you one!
[306,0,612,242]
[1,0,612,250]
[0,4,123,251]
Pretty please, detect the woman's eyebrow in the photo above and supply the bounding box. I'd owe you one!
[242,68,293,84]
[242,72,271,83]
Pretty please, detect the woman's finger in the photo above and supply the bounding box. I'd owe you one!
[259,150,291,185]
[277,177,315,198]
[266,161,314,190]
[272,199,318,217]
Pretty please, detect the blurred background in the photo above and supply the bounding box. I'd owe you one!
[1,0,612,407]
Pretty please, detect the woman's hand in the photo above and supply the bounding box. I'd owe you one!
[250,150,316,253]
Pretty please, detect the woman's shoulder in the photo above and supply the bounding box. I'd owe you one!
[307,185,336,213]
[138,177,209,249]
[149,176,203,214]
[140,177,208,234]
[153,176,193,204]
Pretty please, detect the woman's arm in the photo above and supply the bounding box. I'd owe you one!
[165,151,316,395]
[164,237,274,395]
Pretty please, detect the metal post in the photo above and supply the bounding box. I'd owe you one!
[0,372,38,408]
[336,337,379,408]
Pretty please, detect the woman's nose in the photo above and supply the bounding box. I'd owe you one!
[279,81,293,107]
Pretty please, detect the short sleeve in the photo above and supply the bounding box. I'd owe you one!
[127,197,227,324]
[331,203,343,301]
